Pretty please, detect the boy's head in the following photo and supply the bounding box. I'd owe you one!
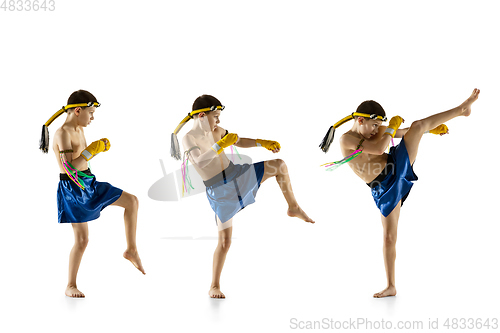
[354,100,387,138]
[354,100,386,120]
[65,90,99,127]
[192,95,224,132]
[170,94,224,159]
[39,90,100,153]
[66,90,98,112]
[192,95,223,118]
[320,100,387,152]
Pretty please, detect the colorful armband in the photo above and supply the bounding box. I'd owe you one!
[321,138,364,171]
[60,150,94,190]
[181,146,200,196]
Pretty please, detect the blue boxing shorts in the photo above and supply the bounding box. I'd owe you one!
[57,169,123,223]
[367,137,418,217]
[204,161,265,224]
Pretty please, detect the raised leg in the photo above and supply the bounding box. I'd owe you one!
[66,222,89,298]
[260,159,314,223]
[111,191,145,274]
[404,88,480,165]
[209,217,233,298]
[374,201,401,298]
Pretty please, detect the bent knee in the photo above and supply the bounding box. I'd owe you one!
[130,194,139,209]
[410,120,425,133]
[274,158,288,173]
[123,193,139,210]
[276,158,286,167]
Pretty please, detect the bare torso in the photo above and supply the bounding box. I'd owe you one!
[340,131,388,183]
[52,125,88,173]
[183,127,230,181]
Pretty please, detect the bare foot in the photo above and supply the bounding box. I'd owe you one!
[65,285,85,298]
[123,250,146,275]
[461,88,480,117]
[287,205,315,223]
[373,286,397,298]
[209,286,226,299]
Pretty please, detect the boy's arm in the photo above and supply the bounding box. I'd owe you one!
[377,125,409,139]
[225,127,261,148]
[182,134,220,169]
[234,138,257,148]
[57,130,88,170]
[235,136,280,153]
[340,133,391,155]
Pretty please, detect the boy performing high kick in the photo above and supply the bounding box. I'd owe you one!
[40,90,145,298]
[171,95,314,299]
[320,89,480,298]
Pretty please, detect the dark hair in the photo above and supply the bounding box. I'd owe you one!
[355,100,386,119]
[192,94,222,114]
[66,89,98,111]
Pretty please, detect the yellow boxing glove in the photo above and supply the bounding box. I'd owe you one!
[80,138,110,161]
[384,116,404,138]
[101,138,111,152]
[256,139,281,151]
[211,133,238,154]
[427,124,449,135]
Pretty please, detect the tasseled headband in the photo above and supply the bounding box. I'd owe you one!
[170,105,225,160]
[39,102,101,153]
[319,112,387,153]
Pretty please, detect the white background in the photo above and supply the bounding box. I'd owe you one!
[1,1,499,332]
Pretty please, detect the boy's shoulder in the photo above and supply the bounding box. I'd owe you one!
[339,131,370,152]
[339,130,361,146]
[53,125,65,140]
[53,124,85,144]
[183,129,195,141]
[54,124,72,139]
[182,130,198,149]
[183,126,226,142]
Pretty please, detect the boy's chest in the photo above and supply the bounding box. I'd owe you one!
[70,132,87,155]
[348,152,388,180]
[195,134,219,152]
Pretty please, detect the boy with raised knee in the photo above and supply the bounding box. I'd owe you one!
[40,90,145,298]
[171,94,314,298]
